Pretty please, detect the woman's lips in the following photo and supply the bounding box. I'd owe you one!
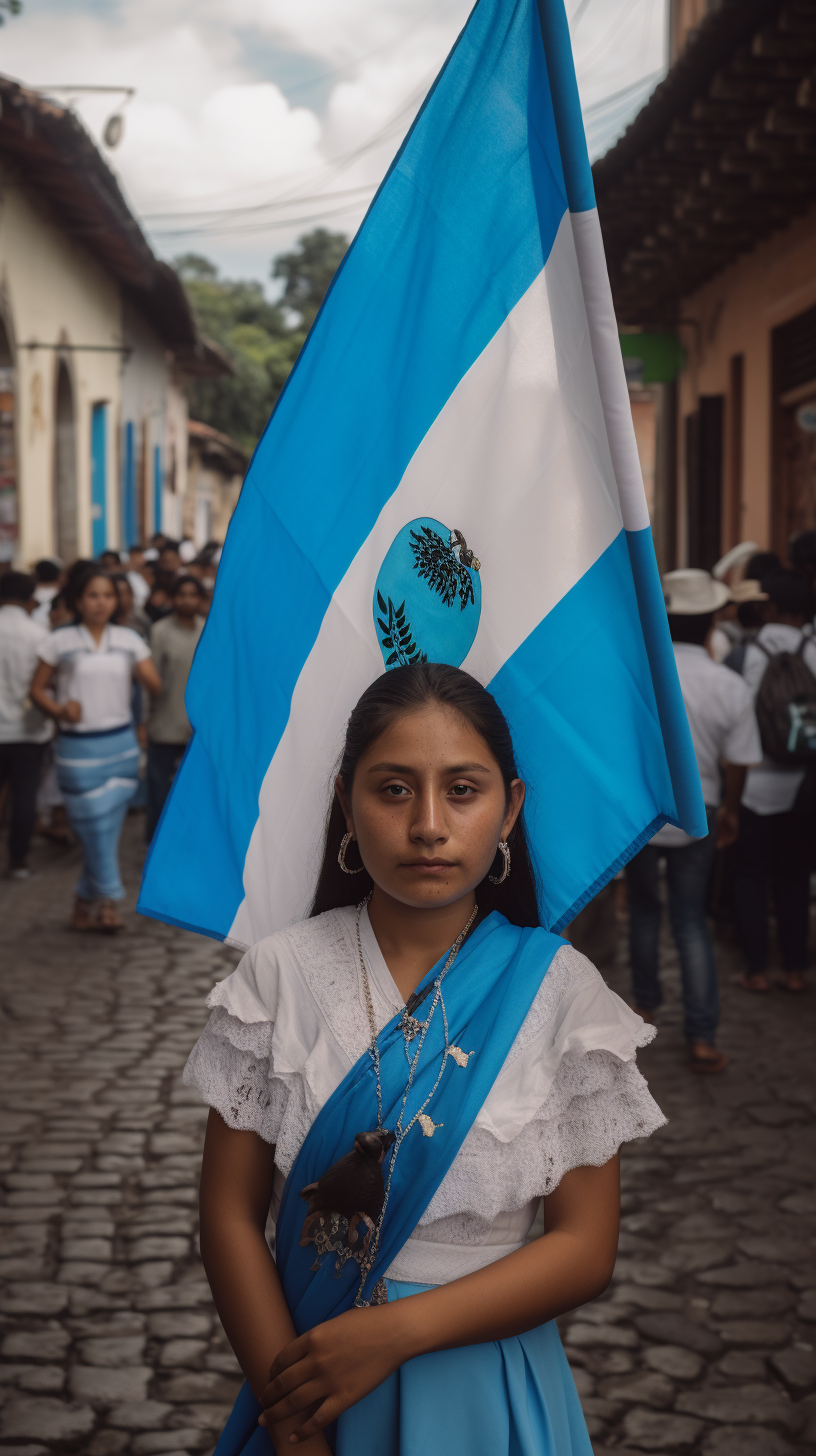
[402,860,455,872]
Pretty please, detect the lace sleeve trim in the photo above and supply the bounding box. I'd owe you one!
[184,1004,665,1233]
[417,1047,666,1235]
[182,1006,320,1160]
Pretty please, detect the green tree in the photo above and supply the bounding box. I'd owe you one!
[272,228,349,330]
[175,229,348,453]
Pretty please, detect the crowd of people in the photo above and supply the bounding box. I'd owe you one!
[1,529,815,1027]
[625,533,816,1075]
[0,534,213,931]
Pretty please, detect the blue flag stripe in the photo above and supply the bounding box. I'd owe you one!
[488,527,700,933]
[535,0,596,212]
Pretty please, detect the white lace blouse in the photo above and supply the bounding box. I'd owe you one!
[184,906,665,1285]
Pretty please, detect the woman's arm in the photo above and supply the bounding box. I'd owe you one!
[198,1111,332,1455]
[30,660,81,724]
[261,1154,620,1443]
[135,657,162,698]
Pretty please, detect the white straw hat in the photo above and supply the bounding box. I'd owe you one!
[712,541,759,581]
[662,569,731,615]
[730,578,768,604]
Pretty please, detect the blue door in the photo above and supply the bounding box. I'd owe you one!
[153,443,162,534]
[91,403,107,556]
[123,421,137,547]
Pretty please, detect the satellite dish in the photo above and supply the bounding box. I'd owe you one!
[103,112,124,148]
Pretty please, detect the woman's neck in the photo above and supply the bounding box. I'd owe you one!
[366,888,477,1003]
[82,621,107,645]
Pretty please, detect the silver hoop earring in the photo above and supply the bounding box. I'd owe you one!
[338,831,364,875]
[488,840,511,885]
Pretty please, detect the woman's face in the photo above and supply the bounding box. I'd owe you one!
[115,580,134,615]
[338,703,524,911]
[78,575,118,628]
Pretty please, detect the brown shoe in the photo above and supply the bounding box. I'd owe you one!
[70,897,97,932]
[97,900,123,933]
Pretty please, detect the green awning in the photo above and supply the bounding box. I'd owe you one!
[619,332,685,384]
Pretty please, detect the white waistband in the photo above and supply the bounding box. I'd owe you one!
[383,1235,526,1286]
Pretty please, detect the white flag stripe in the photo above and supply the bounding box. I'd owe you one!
[570,210,650,534]
[228,211,625,946]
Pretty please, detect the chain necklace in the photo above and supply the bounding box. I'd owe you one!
[352,895,478,1305]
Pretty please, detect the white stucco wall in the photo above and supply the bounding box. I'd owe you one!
[121,301,171,545]
[0,168,124,564]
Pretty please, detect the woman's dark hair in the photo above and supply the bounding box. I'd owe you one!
[67,566,115,621]
[310,662,540,928]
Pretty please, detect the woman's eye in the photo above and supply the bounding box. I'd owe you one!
[384,784,409,797]
[450,783,473,797]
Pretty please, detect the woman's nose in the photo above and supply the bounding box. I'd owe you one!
[409,790,446,843]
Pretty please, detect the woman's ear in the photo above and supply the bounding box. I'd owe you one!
[501,779,525,841]
[335,774,355,835]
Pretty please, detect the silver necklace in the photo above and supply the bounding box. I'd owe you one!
[352,896,477,1305]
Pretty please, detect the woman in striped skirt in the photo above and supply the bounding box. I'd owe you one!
[30,568,162,931]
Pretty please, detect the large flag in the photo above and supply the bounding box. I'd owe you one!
[139,0,705,949]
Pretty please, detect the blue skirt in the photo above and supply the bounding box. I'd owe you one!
[55,725,140,900]
[214,1281,592,1456]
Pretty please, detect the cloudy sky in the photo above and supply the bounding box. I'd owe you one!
[2,0,667,285]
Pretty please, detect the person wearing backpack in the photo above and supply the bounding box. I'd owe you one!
[732,569,816,994]
[625,570,762,1073]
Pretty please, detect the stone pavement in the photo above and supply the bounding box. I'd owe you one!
[0,818,814,1456]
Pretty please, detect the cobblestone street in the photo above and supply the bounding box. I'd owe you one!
[0,819,814,1456]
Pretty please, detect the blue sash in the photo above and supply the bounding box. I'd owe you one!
[276,912,564,1333]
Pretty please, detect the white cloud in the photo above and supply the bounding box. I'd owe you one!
[2,0,666,281]
[124,85,323,208]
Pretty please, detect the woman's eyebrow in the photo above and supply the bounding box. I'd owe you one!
[366,761,491,775]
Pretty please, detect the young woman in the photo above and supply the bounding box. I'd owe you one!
[186,663,665,1455]
[30,569,161,932]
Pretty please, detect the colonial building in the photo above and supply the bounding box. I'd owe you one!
[596,0,816,570]
[0,76,229,566]
[186,421,247,550]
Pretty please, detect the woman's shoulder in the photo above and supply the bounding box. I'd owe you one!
[478,939,656,1142]
[207,907,358,1025]
[38,623,80,660]
[109,624,149,655]
[516,938,652,1059]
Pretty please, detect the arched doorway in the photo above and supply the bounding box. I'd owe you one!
[54,359,78,564]
[0,316,16,564]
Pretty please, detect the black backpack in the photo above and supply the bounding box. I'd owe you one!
[754,637,816,764]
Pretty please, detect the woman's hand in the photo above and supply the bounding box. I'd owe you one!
[259,1303,408,1444]
[58,699,82,724]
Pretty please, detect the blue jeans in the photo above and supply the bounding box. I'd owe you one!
[625,807,719,1044]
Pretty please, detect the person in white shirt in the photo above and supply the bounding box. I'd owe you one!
[30,568,162,932]
[124,545,152,610]
[30,558,63,628]
[625,570,762,1073]
[732,569,816,995]
[0,571,53,876]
